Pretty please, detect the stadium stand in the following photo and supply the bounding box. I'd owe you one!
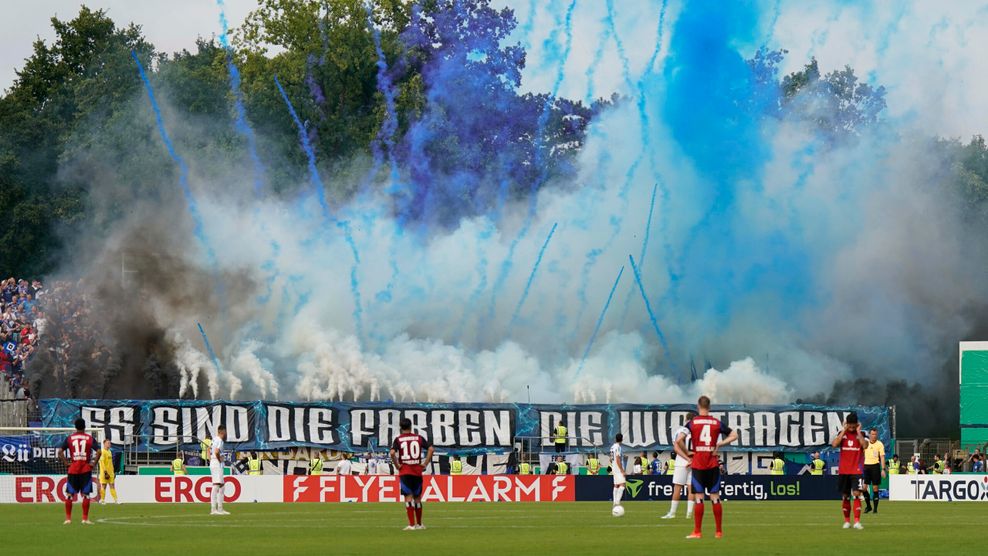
[0,278,42,399]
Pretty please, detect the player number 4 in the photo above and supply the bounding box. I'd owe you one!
[699,425,712,444]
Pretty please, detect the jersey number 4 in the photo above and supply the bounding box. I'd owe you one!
[398,439,421,462]
[698,425,714,445]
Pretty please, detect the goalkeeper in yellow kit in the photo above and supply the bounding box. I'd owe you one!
[98,439,120,504]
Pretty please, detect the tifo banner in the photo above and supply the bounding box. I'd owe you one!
[285,475,574,503]
[574,475,841,501]
[889,475,988,502]
[40,399,891,454]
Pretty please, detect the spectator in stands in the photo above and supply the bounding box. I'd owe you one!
[971,454,984,473]
[649,451,662,475]
[505,448,518,475]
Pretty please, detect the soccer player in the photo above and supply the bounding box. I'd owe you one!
[685,396,738,539]
[862,428,885,514]
[663,411,697,519]
[98,438,119,504]
[610,433,626,509]
[390,418,434,531]
[209,425,229,516]
[59,418,96,524]
[830,412,869,529]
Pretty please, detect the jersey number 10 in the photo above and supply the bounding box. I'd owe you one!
[398,438,421,463]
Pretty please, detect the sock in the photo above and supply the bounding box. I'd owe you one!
[862,489,872,508]
[216,485,224,511]
[693,501,704,534]
[712,499,723,533]
[82,497,91,521]
[687,499,695,515]
[842,499,851,522]
[211,488,218,512]
[853,497,862,522]
[669,499,679,514]
[612,486,625,505]
[99,485,105,501]
[873,494,879,511]
[405,501,416,526]
[414,501,423,525]
[110,486,118,502]
[64,497,73,520]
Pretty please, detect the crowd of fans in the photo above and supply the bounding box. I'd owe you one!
[0,277,43,399]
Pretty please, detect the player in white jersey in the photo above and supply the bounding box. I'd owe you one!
[662,411,697,519]
[367,453,379,474]
[610,433,626,507]
[209,426,229,516]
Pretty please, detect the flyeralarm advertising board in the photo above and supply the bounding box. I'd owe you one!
[284,475,575,503]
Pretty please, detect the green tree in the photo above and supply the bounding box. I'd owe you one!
[0,7,152,276]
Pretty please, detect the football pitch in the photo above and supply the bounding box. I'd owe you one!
[2,501,983,555]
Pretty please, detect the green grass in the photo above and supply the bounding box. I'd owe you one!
[2,500,985,555]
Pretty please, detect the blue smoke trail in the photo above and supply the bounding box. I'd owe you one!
[604,0,636,91]
[217,0,265,195]
[131,51,217,268]
[615,182,658,327]
[364,4,403,311]
[365,4,400,185]
[483,0,575,335]
[508,222,558,334]
[273,74,365,347]
[570,1,668,339]
[196,321,224,395]
[628,254,671,360]
[575,265,624,377]
[273,75,330,216]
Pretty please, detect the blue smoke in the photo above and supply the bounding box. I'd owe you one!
[273,75,330,216]
[628,254,671,361]
[130,51,217,268]
[575,264,624,377]
[216,0,266,195]
[508,222,559,335]
[273,75,365,347]
[196,321,225,381]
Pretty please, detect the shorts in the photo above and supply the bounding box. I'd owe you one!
[691,467,721,495]
[400,475,424,497]
[99,470,115,485]
[66,473,94,496]
[612,469,626,486]
[837,474,864,496]
[672,463,692,486]
[210,463,224,484]
[863,464,882,485]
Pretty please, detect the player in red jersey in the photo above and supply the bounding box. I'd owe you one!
[831,412,869,530]
[681,396,738,539]
[58,418,97,525]
[390,418,434,531]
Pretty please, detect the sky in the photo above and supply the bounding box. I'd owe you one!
[3,1,988,138]
[0,0,257,93]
